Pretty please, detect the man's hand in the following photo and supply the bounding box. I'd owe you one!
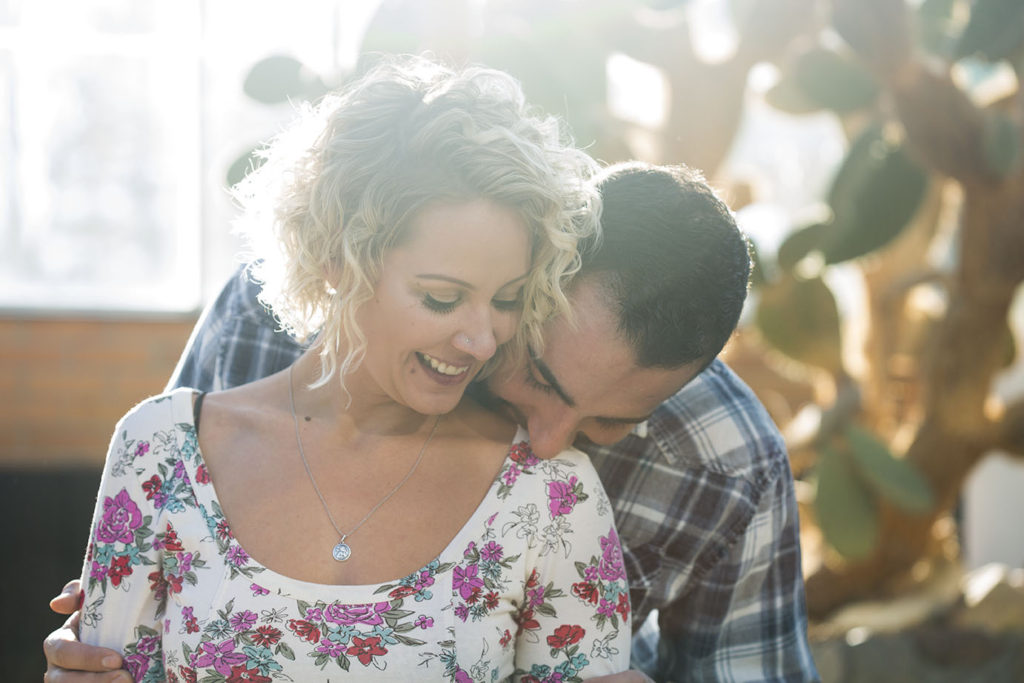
[44,580,129,682]
[584,672,655,682]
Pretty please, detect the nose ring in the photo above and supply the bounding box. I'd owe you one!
[462,334,472,346]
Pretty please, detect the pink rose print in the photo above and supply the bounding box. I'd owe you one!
[96,488,143,544]
[599,527,626,581]
[547,476,579,517]
[324,601,390,626]
[195,639,246,675]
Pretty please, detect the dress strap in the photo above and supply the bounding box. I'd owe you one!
[193,391,207,433]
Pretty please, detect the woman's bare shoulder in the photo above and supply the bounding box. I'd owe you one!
[447,394,519,447]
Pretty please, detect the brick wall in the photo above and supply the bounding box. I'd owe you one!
[0,317,197,468]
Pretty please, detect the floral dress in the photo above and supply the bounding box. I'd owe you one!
[80,389,632,682]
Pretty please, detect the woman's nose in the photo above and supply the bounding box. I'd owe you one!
[452,310,498,361]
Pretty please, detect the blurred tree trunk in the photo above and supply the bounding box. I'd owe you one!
[805,0,1024,617]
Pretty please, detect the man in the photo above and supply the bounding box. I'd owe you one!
[44,162,818,682]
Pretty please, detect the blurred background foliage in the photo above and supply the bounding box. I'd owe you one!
[232,0,1024,626]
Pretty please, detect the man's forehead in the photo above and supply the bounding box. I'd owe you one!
[542,277,622,351]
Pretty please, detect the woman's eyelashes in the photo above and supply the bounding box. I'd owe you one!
[419,289,524,315]
[421,293,460,314]
[492,289,524,311]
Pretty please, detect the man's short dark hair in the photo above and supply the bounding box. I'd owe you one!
[582,161,751,370]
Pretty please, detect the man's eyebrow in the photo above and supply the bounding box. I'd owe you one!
[532,353,652,424]
[596,414,652,426]
[531,356,576,408]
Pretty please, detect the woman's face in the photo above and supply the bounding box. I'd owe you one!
[353,198,532,416]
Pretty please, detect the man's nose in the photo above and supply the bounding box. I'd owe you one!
[527,413,578,459]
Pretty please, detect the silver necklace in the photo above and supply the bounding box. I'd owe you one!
[288,365,441,562]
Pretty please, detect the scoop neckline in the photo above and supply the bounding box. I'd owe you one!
[169,387,526,599]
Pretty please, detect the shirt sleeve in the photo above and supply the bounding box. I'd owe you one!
[79,405,168,682]
[166,266,304,393]
[512,452,633,681]
[654,457,818,682]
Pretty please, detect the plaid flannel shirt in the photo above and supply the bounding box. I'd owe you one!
[169,269,818,682]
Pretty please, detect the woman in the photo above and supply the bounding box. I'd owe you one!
[79,56,632,682]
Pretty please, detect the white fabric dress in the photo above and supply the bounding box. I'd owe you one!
[80,389,632,682]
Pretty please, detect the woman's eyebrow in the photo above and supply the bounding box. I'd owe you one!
[415,274,472,287]
[416,273,529,289]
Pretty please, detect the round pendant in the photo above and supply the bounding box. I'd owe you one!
[332,541,352,562]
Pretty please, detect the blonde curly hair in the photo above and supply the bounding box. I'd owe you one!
[234,54,600,389]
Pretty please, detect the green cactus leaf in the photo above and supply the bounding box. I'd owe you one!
[845,425,934,514]
[765,73,824,115]
[792,46,879,114]
[777,221,827,272]
[755,274,844,374]
[981,110,1022,179]
[824,123,929,264]
[815,444,879,560]
[243,55,326,105]
[917,0,960,57]
[954,0,1024,62]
